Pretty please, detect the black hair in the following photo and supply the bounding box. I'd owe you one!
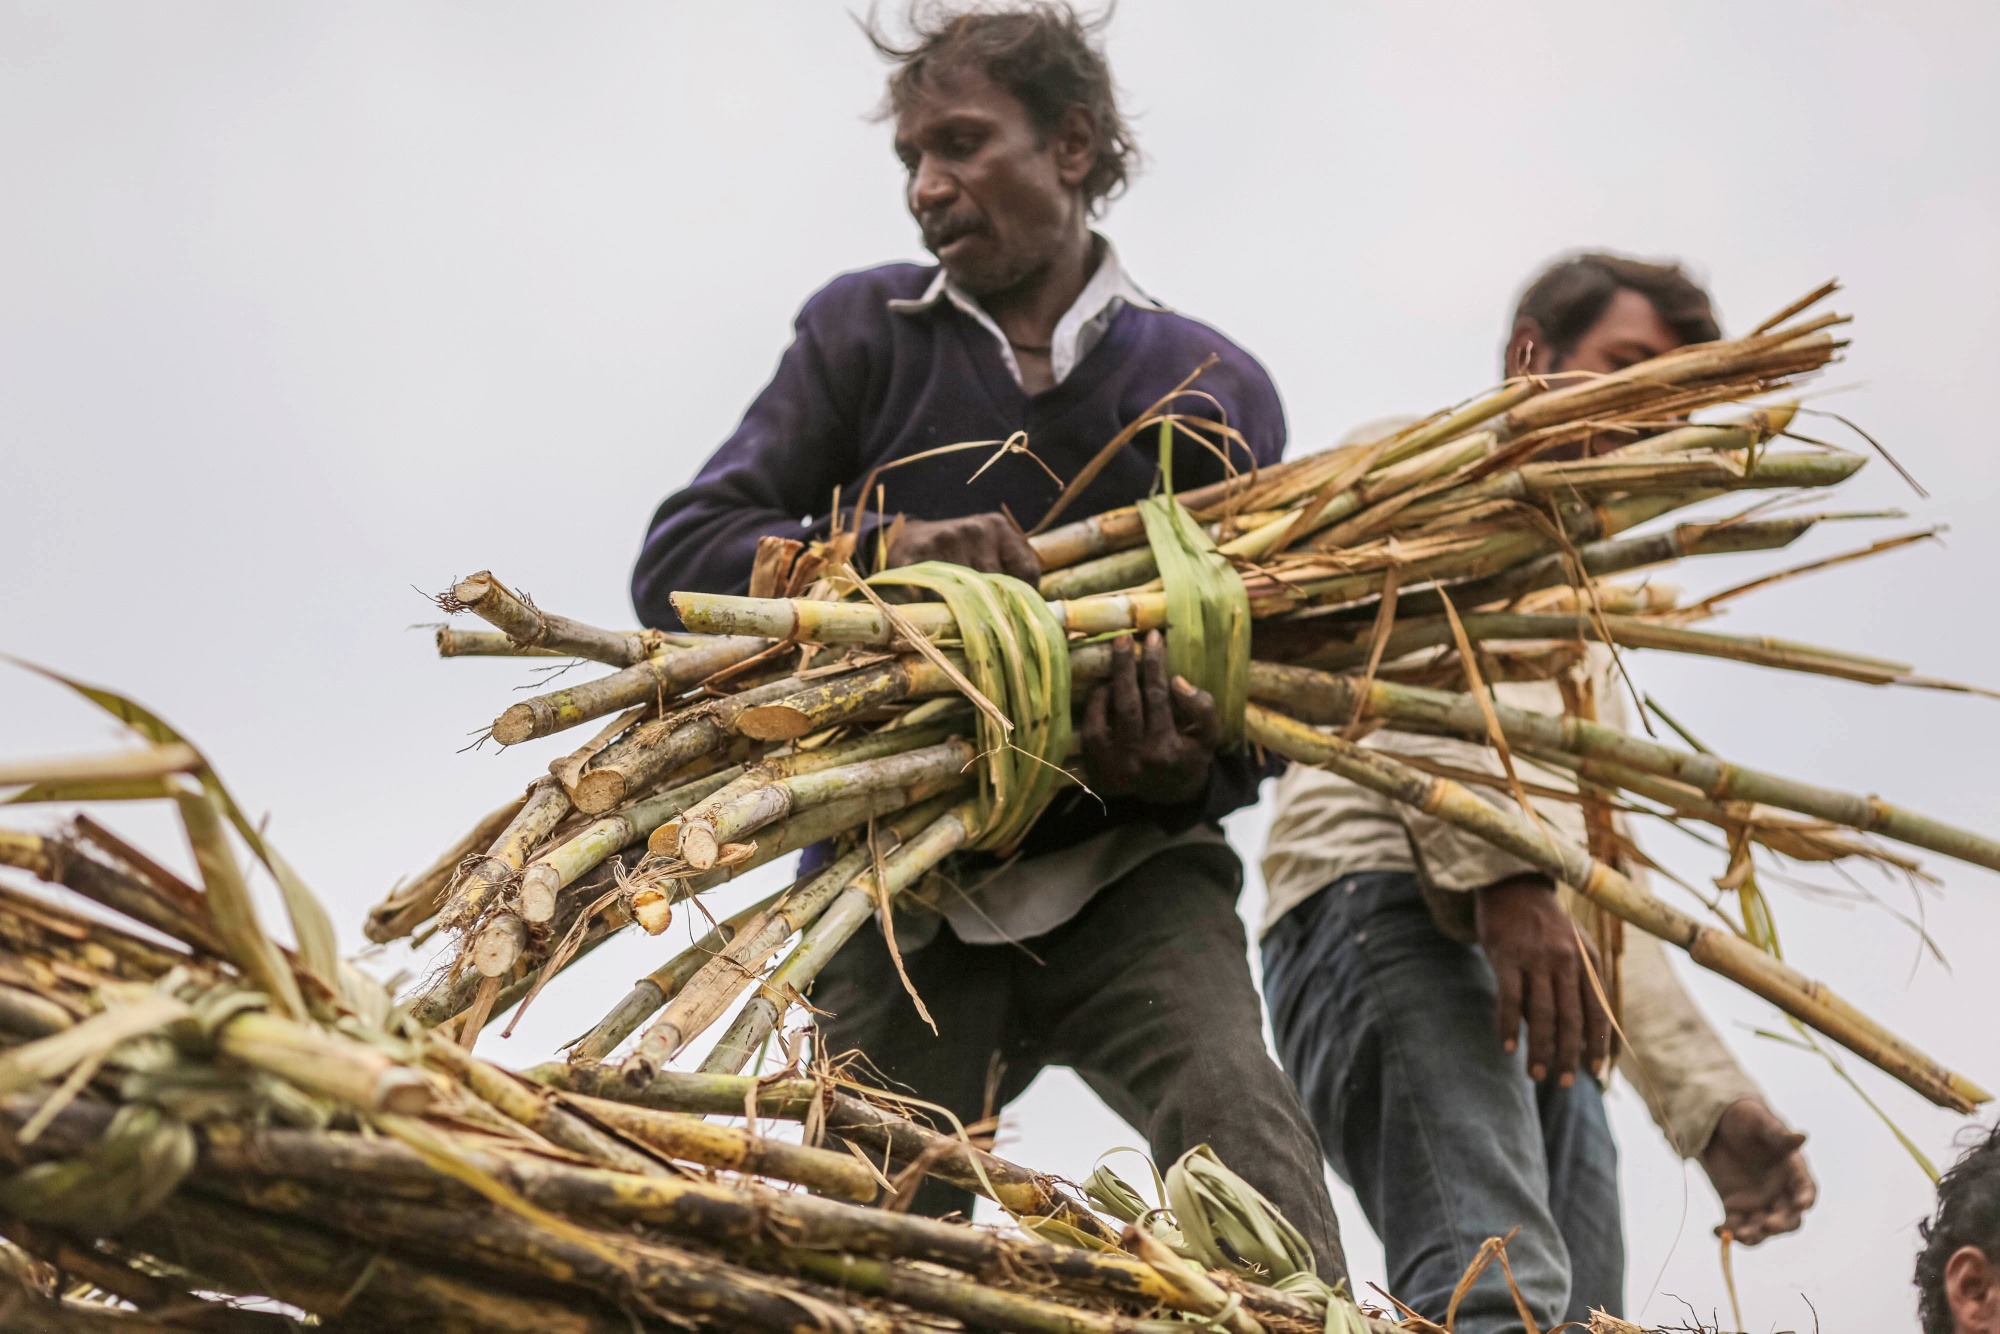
[1513,251,1722,362]
[864,2,1138,213]
[1917,1122,2000,1334]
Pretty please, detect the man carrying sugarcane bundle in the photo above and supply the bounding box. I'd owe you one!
[631,3,1346,1278]
[1259,254,1819,1330]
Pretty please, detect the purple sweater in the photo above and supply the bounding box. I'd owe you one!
[632,261,1286,861]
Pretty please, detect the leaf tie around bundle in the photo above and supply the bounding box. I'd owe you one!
[867,563,1071,854]
[1164,1143,1316,1282]
[0,1102,196,1233]
[1136,421,1251,744]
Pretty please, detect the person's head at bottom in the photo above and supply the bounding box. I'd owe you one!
[1917,1123,2000,1334]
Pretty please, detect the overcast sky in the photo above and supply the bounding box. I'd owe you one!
[5,2,1998,1327]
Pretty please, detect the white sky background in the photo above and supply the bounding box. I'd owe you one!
[4,1,1998,1326]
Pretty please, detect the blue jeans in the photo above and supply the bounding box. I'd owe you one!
[1261,871,1623,1332]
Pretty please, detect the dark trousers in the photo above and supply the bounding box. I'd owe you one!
[1261,871,1623,1333]
[812,847,1349,1281]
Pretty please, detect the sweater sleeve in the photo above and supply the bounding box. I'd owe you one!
[1616,929,1765,1159]
[631,282,882,629]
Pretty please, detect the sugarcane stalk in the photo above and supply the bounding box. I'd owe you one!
[0,872,169,980]
[434,625,569,658]
[215,1175,916,1334]
[131,1186,638,1332]
[491,635,770,745]
[437,626,705,658]
[424,1038,671,1178]
[643,800,955,1063]
[416,784,957,1032]
[1245,703,1990,1112]
[0,983,77,1039]
[1494,315,1841,438]
[1040,432,1493,600]
[1277,485,1705,609]
[1123,1229,1264,1334]
[617,807,942,1076]
[685,802,979,1080]
[562,1091,879,1200]
[565,889,787,1063]
[0,1217,243,1323]
[571,673,806,815]
[214,1010,435,1116]
[656,721,964,861]
[1297,610,1918,686]
[1246,661,2000,873]
[1602,402,1798,459]
[1035,512,1283,602]
[1517,743,1919,868]
[735,656,959,741]
[536,1064,1116,1239]
[446,570,666,668]
[0,828,218,964]
[673,589,1173,648]
[1027,380,1539,575]
[367,796,526,943]
[437,776,570,932]
[518,767,744,923]
[571,787,955,1061]
[674,739,974,871]
[782,1248,1178,1334]
[1389,449,1861,530]
[173,1109,1276,1318]
[0,743,200,791]
[1345,514,1820,627]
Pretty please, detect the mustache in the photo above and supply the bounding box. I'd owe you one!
[919,211,988,251]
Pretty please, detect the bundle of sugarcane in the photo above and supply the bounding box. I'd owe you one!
[380,289,1989,1123]
[0,685,1413,1332]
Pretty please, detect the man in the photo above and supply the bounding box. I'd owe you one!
[1258,254,1815,1328]
[1918,1123,2000,1334]
[632,4,1345,1276]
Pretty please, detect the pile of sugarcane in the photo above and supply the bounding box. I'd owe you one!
[0,686,1411,1330]
[0,286,1989,1332]
[381,287,1988,1120]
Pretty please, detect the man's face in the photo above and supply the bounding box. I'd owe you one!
[1509,286,1690,458]
[1530,287,1686,376]
[893,66,1087,297]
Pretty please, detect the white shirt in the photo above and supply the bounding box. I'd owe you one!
[888,235,1164,389]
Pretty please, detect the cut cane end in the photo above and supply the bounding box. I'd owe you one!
[632,889,674,936]
[452,573,497,607]
[473,916,526,977]
[572,770,627,815]
[678,824,719,870]
[373,1069,438,1116]
[646,820,682,857]
[737,705,815,741]
[491,704,538,747]
[518,864,562,924]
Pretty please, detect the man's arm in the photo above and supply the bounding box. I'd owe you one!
[631,282,882,628]
[1619,931,1816,1242]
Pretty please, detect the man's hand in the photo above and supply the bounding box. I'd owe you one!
[882,514,1040,584]
[1699,1098,1817,1244]
[1474,874,1610,1086]
[1080,632,1220,804]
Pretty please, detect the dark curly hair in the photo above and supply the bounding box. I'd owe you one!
[863,2,1139,214]
[1513,252,1722,364]
[1917,1122,2000,1334]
